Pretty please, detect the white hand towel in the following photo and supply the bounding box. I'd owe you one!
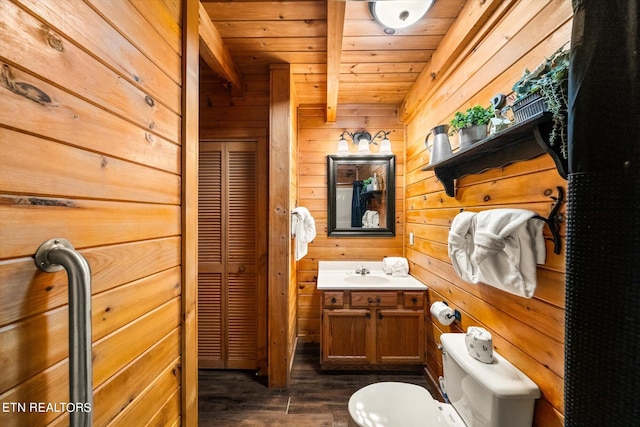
[448,209,546,298]
[448,211,479,283]
[361,210,369,228]
[465,326,494,364]
[474,209,538,264]
[382,258,393,274]
[382,257,409,277]
[362,210,380,228]
[369,210,379,228]
[473,209,545,298]
[292,207,316,261]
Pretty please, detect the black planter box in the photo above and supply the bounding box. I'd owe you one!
[512,93,547,123]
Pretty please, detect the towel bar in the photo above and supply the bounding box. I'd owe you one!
[533,186,564,255]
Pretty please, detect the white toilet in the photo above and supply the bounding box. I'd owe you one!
[348,333,540,427]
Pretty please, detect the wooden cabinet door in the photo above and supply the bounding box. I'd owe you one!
[376,309,425,364]
[198,141,259,369]
[322,309,373,365]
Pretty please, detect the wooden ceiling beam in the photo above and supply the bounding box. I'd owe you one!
[326,0,345,122]
[198,2,244,95]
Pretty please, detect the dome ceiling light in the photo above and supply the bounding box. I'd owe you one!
[368,0,435,34]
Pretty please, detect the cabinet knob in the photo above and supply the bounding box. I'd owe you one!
[331,297,337,304]
[411,297,418,304]
[365,312,371,319]
[376,296,381,303]
[378,312,384,320]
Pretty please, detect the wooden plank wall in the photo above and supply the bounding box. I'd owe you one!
[296,105,405,341]
[402,1,572,426]
[200,68,269,140]
[0,0,187,426]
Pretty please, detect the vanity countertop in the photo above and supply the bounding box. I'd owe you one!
[317,261,427,290]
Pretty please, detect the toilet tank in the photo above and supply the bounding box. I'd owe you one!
[440,333,540,427]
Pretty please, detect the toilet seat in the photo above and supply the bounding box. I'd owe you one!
[348,382,466,427]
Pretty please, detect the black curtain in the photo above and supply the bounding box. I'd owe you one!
[565,1,640,425]
[351,180,364,227]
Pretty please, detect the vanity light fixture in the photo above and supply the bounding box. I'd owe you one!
[368,0,435,34]
[378,132,393,154]
[336,134,350,155]
[337,130,393,155]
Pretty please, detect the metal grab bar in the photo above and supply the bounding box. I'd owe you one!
[35,238,92,427]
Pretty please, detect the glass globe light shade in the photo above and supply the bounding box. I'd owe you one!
[378,137,392,154]
[357,137,371,154]
[369,0,434,30]
[336,137,349,155]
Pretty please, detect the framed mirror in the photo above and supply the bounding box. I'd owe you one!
[327,155,395,237]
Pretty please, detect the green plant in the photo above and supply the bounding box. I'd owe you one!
[361,177,372,192]
[512,46,570,158]
[449,105,495,132]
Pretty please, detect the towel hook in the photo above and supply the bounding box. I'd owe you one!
[533,186,564,255]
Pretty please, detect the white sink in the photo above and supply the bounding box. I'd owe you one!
[344,274,390,285]
[317,261,427,290]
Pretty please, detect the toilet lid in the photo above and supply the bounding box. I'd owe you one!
[348,382,463,427]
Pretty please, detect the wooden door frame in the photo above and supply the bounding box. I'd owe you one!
[181,0,199,425]
[268,64,294,388]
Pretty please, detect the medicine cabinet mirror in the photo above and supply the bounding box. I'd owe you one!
[327,155,395,237]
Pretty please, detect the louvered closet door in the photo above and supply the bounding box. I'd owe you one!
[198,141,258,369]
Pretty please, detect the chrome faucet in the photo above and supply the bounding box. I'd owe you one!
[355,265,370,275]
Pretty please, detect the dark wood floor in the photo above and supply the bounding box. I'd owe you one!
[198,341,440,426]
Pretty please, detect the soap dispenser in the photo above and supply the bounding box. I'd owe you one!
[371,173,379,191]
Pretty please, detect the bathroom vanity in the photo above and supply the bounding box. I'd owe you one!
[317,261,428,369]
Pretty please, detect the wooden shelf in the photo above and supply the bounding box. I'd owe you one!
[361,189,382,199]
[422,112,568,197]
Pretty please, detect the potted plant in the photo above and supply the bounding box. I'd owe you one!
[361,177,372,192]
[449,104,494,149]
[511,46,569,159]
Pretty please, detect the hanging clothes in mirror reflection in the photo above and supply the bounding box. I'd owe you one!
[351,180,364,227]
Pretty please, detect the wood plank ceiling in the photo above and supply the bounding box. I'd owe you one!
[200,0,465,120]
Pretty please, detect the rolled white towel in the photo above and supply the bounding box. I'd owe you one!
[465,326,494,364]
[382,257,409,277]
[361,210,380,228]
[382,257,393,274]
[292,207,316,261]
